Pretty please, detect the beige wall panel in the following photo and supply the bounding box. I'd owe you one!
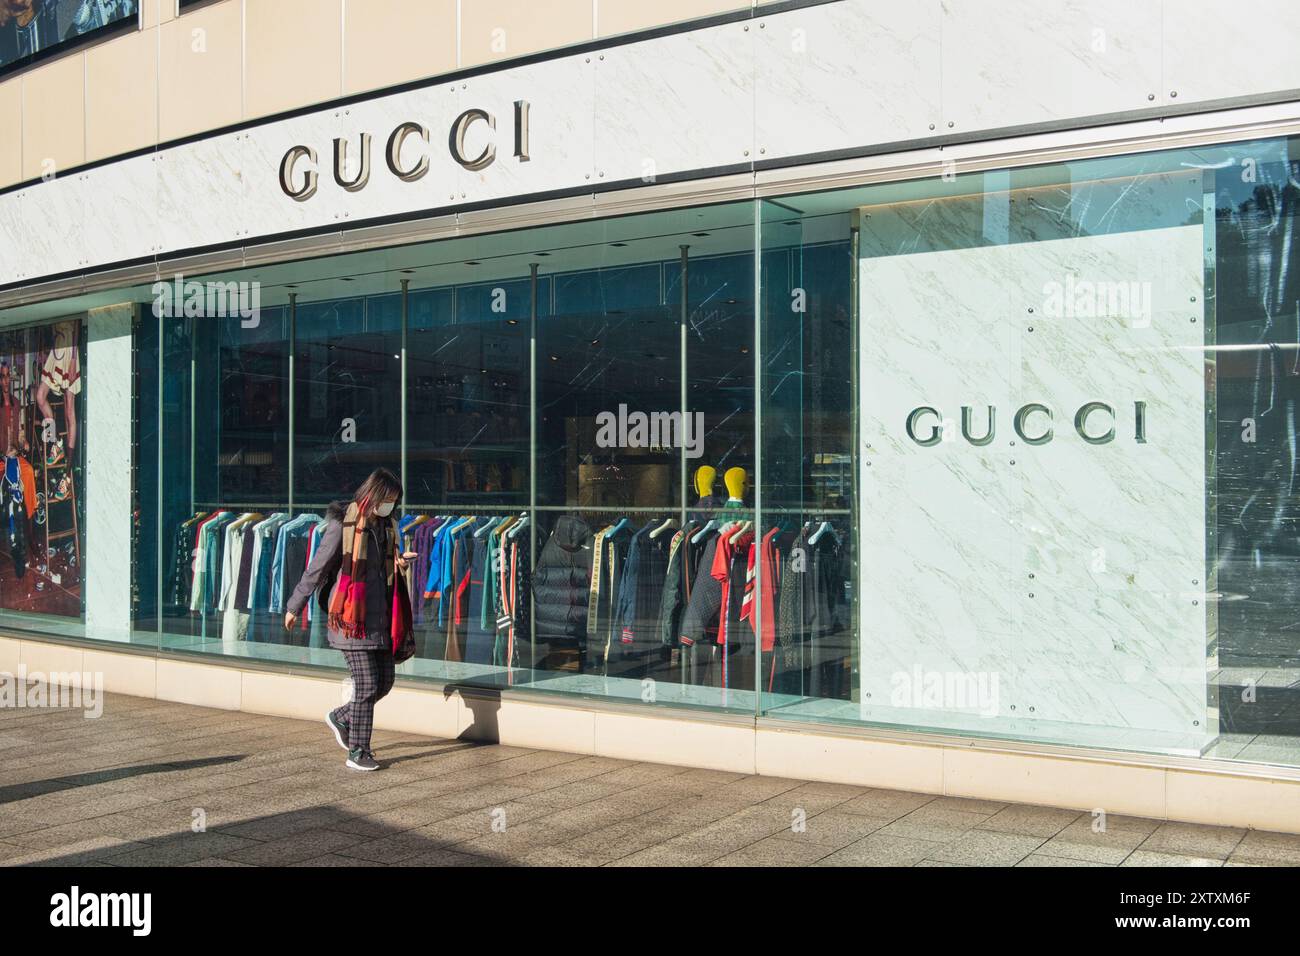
[84,648,158,698]
[143,0,179,28]
[245,0,343,119]
[460,0,593,68]
[0,77,21,187]
[21,55,85,180]
[343,0,456,94]
[86,27,159,162]
[597,0,749,38]
[159,0,243,140]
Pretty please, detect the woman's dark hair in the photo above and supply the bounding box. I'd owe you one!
[353,467,403,515]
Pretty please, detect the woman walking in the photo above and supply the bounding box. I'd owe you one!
[284,467,413,771]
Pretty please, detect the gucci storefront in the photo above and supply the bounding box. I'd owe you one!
[4,0,1300,821]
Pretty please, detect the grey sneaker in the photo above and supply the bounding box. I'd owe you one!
[325,711,349,751]
[346,748,379,772]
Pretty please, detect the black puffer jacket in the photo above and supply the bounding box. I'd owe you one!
[532,515,593,648]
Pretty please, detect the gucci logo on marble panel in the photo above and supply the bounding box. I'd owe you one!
[905,402,1149,447]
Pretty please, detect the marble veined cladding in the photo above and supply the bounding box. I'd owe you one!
[594,20,754,185]
[2,0,1299,288]
[85,304,135,641]
[1164,0,1300,105]
[754,0,941,157]
[460,55,596,204]
[858,221,1207,738]
[157,130,248,255]
[9,173,84,282]
[83,152,159,268]
[940,0,1162,132]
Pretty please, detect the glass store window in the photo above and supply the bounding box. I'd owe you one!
[0,317,86,637]
[762,135,1300,772]
[759,203,856,711]
[120,133,1300,771]
[294,292,402,506]
[157,302,291,657]
[141,202,762,715]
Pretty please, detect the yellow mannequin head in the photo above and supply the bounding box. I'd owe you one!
[694,465,716,500]
[724,466,747,501]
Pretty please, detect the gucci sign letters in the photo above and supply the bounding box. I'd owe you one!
[278,100,532,202]
[905,401,1149,447]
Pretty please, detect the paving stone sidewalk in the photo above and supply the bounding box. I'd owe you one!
[1,690,1298,867]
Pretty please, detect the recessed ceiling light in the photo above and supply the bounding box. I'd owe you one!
[549,355,559,361]
[507,319,518,325]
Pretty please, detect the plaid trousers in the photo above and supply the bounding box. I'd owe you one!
[332,649,395,752]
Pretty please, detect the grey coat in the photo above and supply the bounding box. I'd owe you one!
[285,501,395,651]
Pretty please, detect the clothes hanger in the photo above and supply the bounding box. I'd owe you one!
[650,516,677,538]
[604,516,630,538]
[809,520,834,545]
[692,518,719,544]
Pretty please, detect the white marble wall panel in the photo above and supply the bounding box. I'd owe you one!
[157,130,247,256]
[1,0,1298,290]
[0,187,30,286]
[940,0,1162,132]
[594,20,754,184]
[859,221,1207,738]
[85,303,134,642]
[83,152,159,269]
[460,55,595,203]
[12,173,84,284]
[313,85,463,224]
[240,110,343,241]
[1164,0,1300,105]
[755,0,941,157]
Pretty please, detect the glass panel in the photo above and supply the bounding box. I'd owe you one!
[406,282,528,511]
[758,143,1253,762]
[131,204,757,714]
[294,292,403,508]
[528,205,756,710]
[0,319,87,638]
[159,305,291,656]
[1206,142,1300,769]
[759,201,857,715]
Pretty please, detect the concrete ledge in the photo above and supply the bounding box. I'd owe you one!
[8,636,1300,834]
[0,636,19,674]
[156,657,242,711]
[756,726,945,793]
[594,710,755,773]
[18,639,84,677]
[84,647,157,698]
[941,746,1167,819]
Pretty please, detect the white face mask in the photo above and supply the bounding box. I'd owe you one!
[374,501,395,518]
